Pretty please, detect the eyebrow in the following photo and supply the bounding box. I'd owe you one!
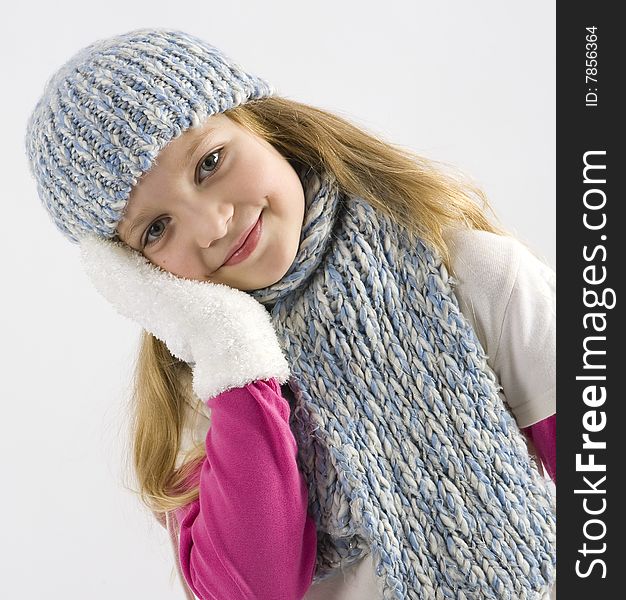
[183,126,217,170]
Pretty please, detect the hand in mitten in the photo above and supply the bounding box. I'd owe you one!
[79,235,290,400]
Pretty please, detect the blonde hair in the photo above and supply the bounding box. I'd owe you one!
[124,95,508,517]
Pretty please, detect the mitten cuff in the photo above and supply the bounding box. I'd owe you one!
[192,355,291,401]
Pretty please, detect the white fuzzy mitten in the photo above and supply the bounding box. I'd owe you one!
[79,235,290,401]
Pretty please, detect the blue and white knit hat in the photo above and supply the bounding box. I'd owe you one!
[24,28,274,243]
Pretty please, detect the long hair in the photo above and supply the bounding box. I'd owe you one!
[125,95,507,518]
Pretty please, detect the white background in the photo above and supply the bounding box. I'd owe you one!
[2,1,555,597]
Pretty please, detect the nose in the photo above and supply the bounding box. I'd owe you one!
[191,202,234,249]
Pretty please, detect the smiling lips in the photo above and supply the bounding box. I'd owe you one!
[222,213,263,267]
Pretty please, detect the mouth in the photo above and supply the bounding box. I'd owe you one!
[222,213,263,267]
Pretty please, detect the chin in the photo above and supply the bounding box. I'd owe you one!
[242,270,287,291]
[240,259,293,291]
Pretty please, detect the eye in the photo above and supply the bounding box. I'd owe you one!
[142,217,170,248]
[196,148,224,183]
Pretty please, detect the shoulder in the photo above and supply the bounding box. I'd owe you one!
[442,227,555,359]
[445,227,554,282]
[445,228,530,287]
[442,228,523,357]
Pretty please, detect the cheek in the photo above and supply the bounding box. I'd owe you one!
[155,252,194,279]
[236,154,274,195]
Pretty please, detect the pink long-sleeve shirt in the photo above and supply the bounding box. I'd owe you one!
[171,378,317,599]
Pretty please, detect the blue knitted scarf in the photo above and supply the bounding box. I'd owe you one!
[249,166,556,599]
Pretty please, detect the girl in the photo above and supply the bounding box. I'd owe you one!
[24,28,556,599]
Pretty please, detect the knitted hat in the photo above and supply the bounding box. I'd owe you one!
[24,28,274,244]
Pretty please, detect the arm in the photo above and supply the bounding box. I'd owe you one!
[445,229,556,482]
[521,414,556,483]
[79,236,318,599]
[494,238,556,483]
[173,378,317,600]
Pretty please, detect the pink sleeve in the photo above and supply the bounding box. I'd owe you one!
[521,413,556,483]
[172,378,317,600]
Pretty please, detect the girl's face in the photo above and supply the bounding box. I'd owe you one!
[116,113,305,291]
